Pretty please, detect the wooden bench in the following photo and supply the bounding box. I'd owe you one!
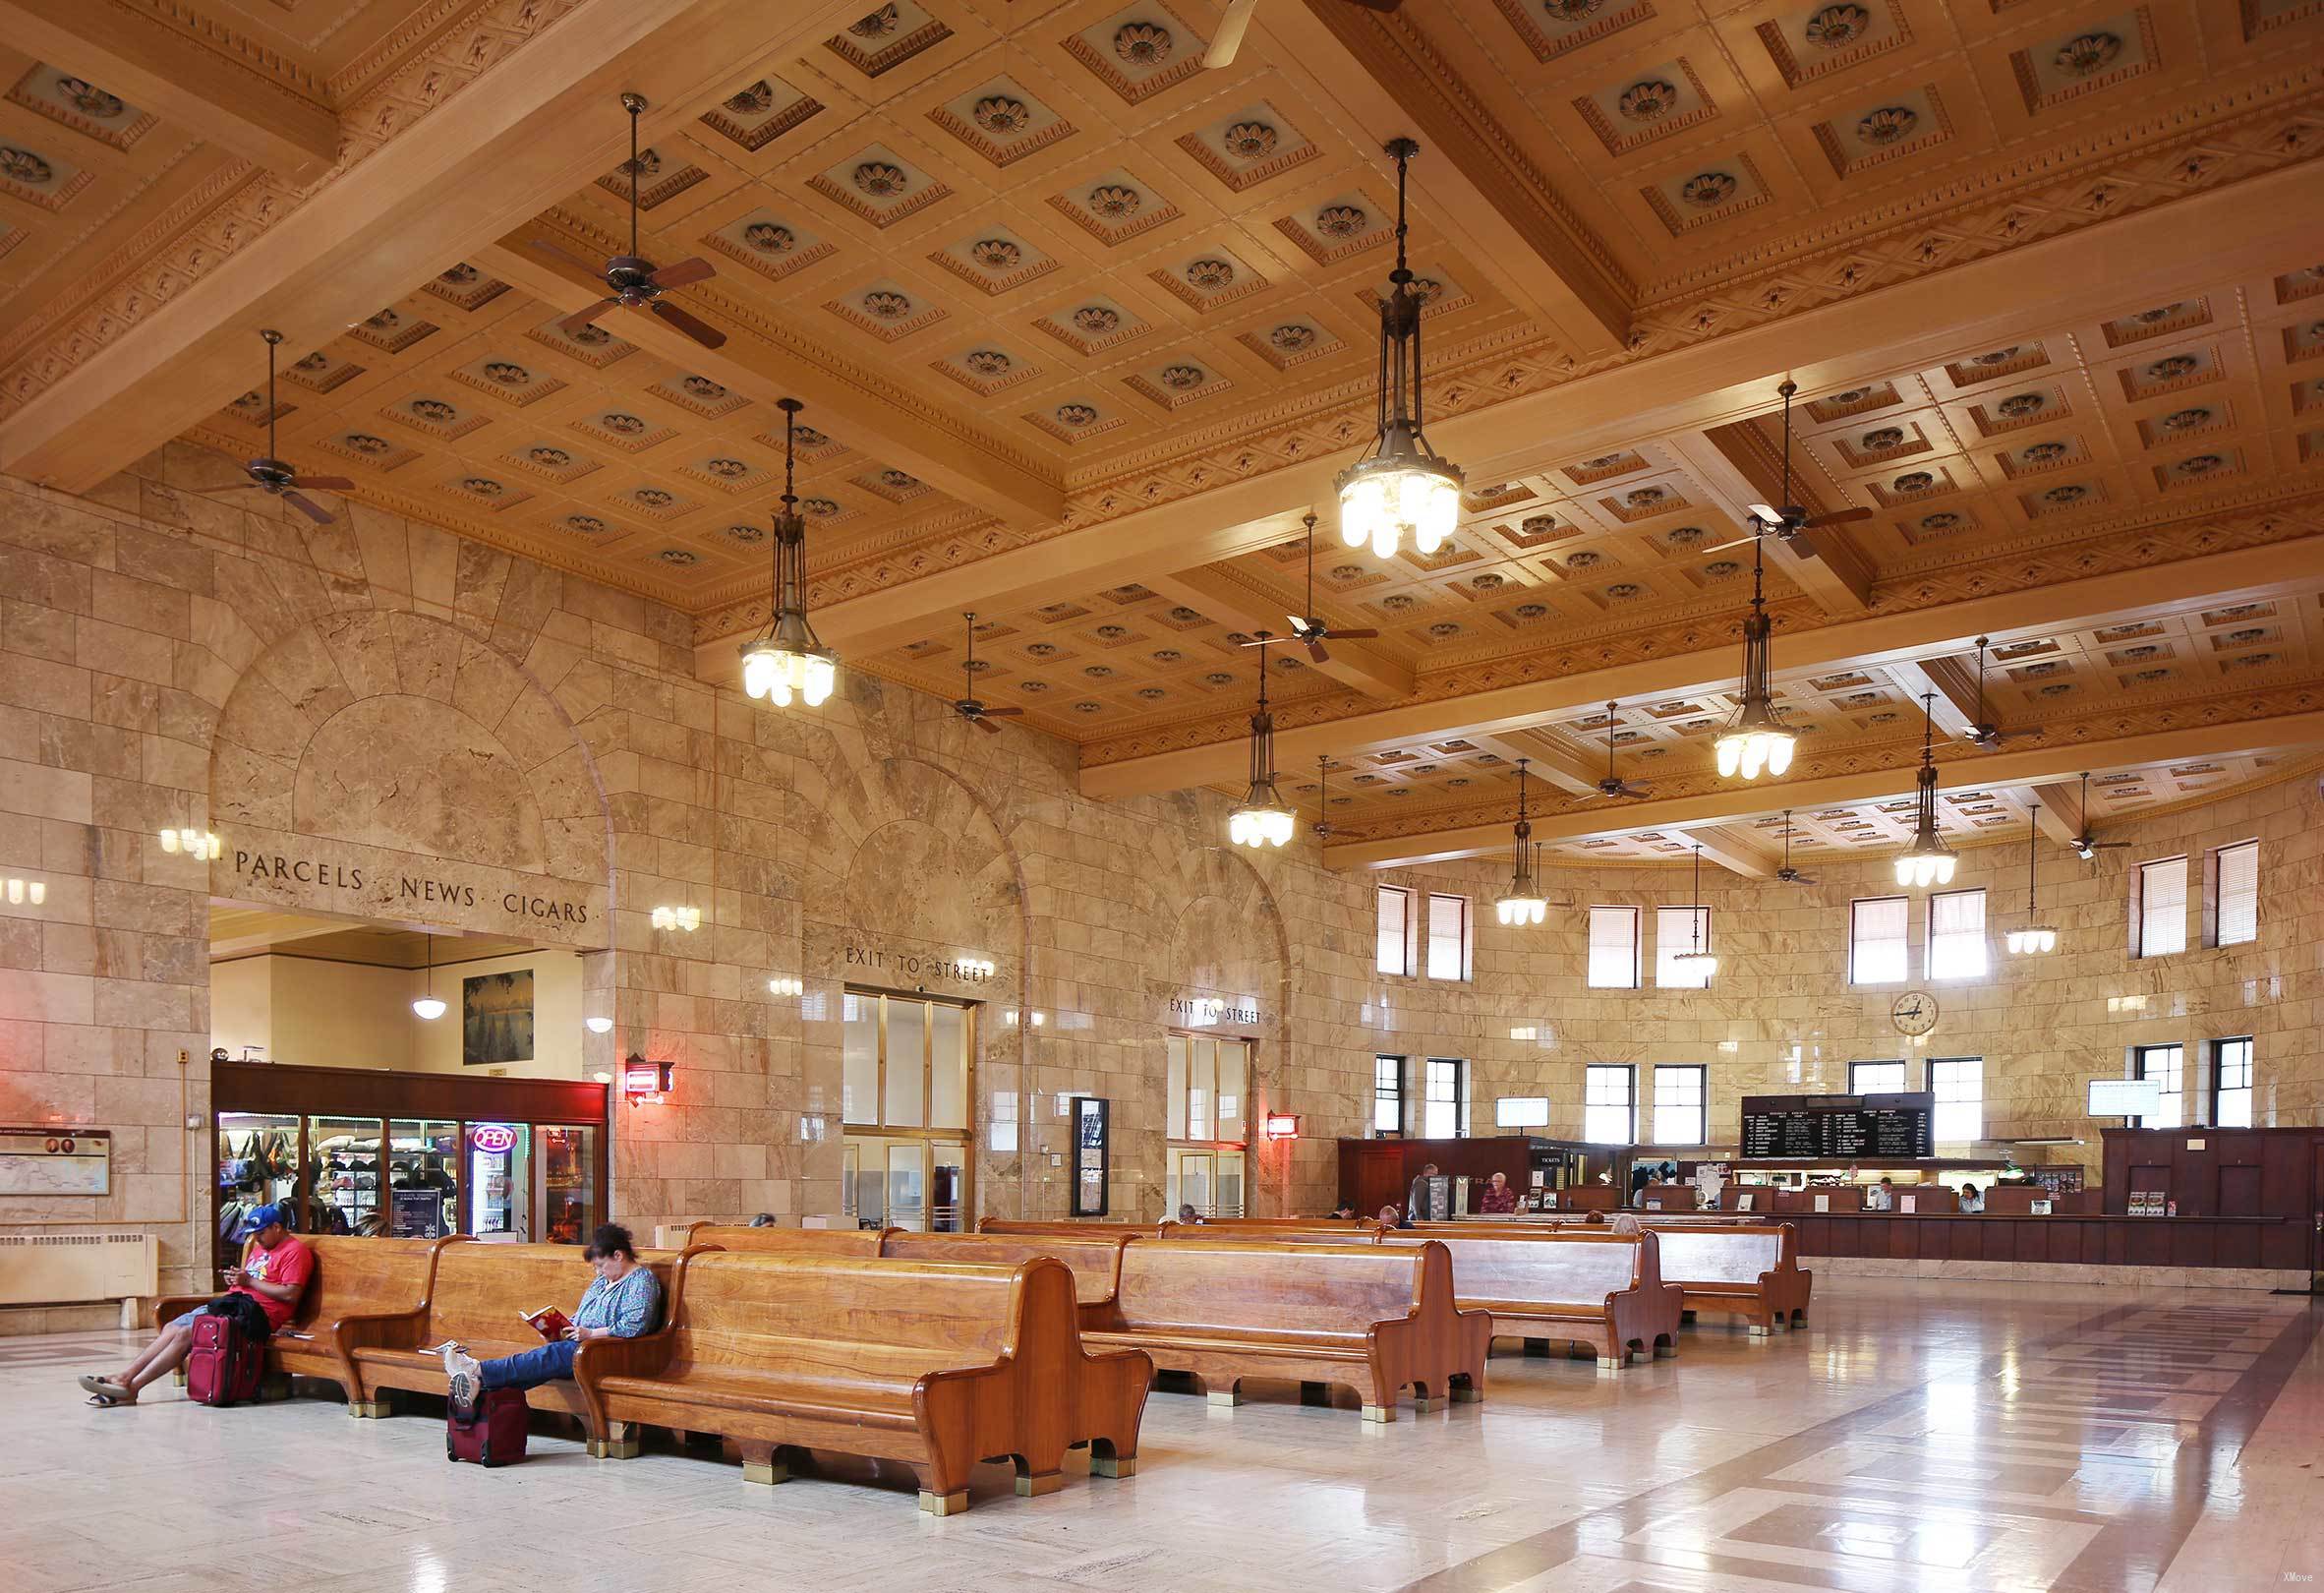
[153,1235,453,1404]
[1157,1218,1391,1243]
[1394,1230,1680,1368]
[881,1229,1133,1309]
[334,1241,684,1448]
[1079,1239,1487,1421]
[679,1222,888,1255]
[584,1249,1148,1514]
[1648,1223,1813,1333]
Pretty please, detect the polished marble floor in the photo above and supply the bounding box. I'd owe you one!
[7,1279,2317,1592]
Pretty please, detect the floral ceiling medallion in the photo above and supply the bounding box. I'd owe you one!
[1680,171,1737,206]
[2054,31,2121,76]
[825,1,953,77]
[1619,80,1677,121]
[1857,104,1917,144]
[1066,9,1204,104]
[1805,3,1870,47]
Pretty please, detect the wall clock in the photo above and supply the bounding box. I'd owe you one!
[1890,990,1939,1036]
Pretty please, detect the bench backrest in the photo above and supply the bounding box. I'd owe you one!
[980,1219,1148,1238]
[1646,1224,1788,1285]
[291,1235,438,1328]
[1158,1219,1388,1243]
[1108,1240,1423,1338]
[671,1249,1030,1362]
[1392,1231,1645,1306]
[881,1230,1129,1305]
[686,1223,888,1255]
[424,1243,676,1342]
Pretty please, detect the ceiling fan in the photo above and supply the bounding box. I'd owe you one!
[1312,755,1339,840]
[951,613,1023,735]
[1705,380,1874,560]
[1281,510,1380,663]
[1958,635,2026,747]
[1204,0,1401,69]
[2066,771,2130,861]
[1596,702,1650,799]
[1773,808,1817,884]
[533,92,724,350]
[223,329,353,524]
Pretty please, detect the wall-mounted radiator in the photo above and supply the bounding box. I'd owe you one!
[0,1232,159,1305]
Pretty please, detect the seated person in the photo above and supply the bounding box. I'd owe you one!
[1377,1203,1405,1228]
[1958,1183,1985,1213]
[1330,1201,1359,1219]
[81,1203,312,1407]
[747,1211,777,1228]
[1176,1203,1203,1225]
[1864,1177,1894,1211]
[1479,1171,1519,1214]
[441,1223,660,1415]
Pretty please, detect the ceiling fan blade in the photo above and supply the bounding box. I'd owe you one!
[279,491,334,525]
[978,705,1024,717]
[1286,614,1312,633]
[529,239,603,271]
[1801,505,1874,528]
[970,713,1002,735]
[1238,635,1275,647]
[1203,0,1259,68]
[221,481,270,491]
[1745,502,1782,526]
[1791,874,1820,885]
[649,298,726,350]
[1618,784,1652,799]
[650,257,717,290]
[1307,639,1332,664]
[1701,534,1758,555]
[559,298,619,334]
[293,475,354,491]
[1329,627,1380,640]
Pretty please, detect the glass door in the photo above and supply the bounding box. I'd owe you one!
[886,1142,926,1232]
[386,1119,459,1238]
[307,1116,385,1237]
[215,1112,299,1274]
[537,1125,596,1245]
[466,1122,531,1241]
[842,987,975,1230]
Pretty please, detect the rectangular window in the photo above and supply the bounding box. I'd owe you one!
[1587,906,1641,989]
[1375,886,1410,975]
[2137,856,2187,958]
[1850,896,1909,985]
[1927,888,1988,981]
[2212,841,2259,948]
[1423,1058,1469,1139]
[1167,1033,1249,1145]
[1654,906,1713,988]
[2133,1042,2184,1129]
[1372,1055,1404,1136]
[1928,1057,1984,1144]
[2213,1037,2254,1129]
[1425,893,1469,981]
[1850,1060,1907,1094]
[1583,1064,1636,1145]
[1651,1064,1707,1146]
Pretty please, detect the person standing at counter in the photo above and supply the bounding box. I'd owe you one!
[1479,1172,1518,1214]
[1958,1183,1985,1213]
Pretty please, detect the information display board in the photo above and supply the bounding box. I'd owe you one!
[1739,1093,1935,1159]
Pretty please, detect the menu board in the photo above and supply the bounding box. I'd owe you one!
[1740,1093,1935,1159]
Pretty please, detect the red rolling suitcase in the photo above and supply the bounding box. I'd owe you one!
[446,1386,530,1467]
[185,1311,264,1407]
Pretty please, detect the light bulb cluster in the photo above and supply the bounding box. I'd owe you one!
[1714,726,1794,781]
[1229,801,1297,849]
[5,877,46,907]
[737,398,839,711]
[650,904,702,932]
[1338,452,1460,560]
[2005,925,2059,956]
[158,828,222,858]
[1892,849,1957,889]
[1670,948,1719,977]
[1494,894,1546,926]
[740,643,835,709]
[767,975,803,997]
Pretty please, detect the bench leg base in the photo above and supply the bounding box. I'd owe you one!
[348,1397,389,1419]
[1748,1324,1773,1337]
[741,1459,789,1485]
[172,1370,187,1388]
[1410,1393,1443,1413]
[1206,1388,1242,1407]
[1450,1386,1483,1403]
[1596,1356,1625,1371]
[1655,1342,1678,1359]
[259,1374,293,1402]
[1092,1454,1136,1479]
[1361,1403,1395,1423]
[588,1437,640,1460]
[1015,1471,1064,1499]
[919,1489,968,1516]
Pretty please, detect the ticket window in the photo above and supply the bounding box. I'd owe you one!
[537,1126,597,1246]
[467,1123,531,1241]
[387,1120,459,1239]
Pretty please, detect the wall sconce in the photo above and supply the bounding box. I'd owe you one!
[157,828,221,859]
[1003,1009,1045,1028]
[620,1054,673,1106]
[768,976,803,997]
[4,877,46,907]
[1263,1112,1302,1140]
[650,904,701,932]
[585,1016,613,1034]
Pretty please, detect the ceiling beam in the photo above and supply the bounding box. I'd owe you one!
[1683,823,1781,879]
[1886,653,1983,741]
[0,0,339,181]
[1667,424,1875,614]
[1253,0,1631,356]
[2020,780,2087,846]
[1325,708,2324,869]
[1080,535,2324,798]
[475,230,1062,533]
[1479,728,1602,796]
[0,0,875,493]
[1137,565,1413,700]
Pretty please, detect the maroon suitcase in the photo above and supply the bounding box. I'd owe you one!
[446,1386,530,1467]
[185,1311,263,1406]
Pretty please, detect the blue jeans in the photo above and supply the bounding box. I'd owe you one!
[480,1337,578,1391]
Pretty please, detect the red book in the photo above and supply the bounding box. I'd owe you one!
[522,1306,571,1341]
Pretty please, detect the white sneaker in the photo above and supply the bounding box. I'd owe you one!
[441,1347,481,1417]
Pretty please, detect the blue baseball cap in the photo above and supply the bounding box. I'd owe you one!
[234,1203,289,1240]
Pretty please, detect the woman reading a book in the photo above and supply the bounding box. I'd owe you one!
[442,1223,660,1413]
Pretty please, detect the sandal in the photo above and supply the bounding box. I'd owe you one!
[85,1390,134,1407]
[78,1374,132,1400]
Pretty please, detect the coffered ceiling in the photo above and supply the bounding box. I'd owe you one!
[2,0,2321,869]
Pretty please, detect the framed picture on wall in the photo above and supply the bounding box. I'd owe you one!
[1071,1095,1108,1217]
[463,970,535,1066]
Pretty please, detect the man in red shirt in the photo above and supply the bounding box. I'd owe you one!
[81,1204,313,1407]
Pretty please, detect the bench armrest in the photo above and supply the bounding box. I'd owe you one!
[332,1306,429,1359]
[575,1327,675,1385]
[151,1293,209,1330]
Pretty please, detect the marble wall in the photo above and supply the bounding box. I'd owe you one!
[1,444,2318,1317]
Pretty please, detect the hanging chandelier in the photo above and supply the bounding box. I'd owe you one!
[412,934,446,1021]
[1669,845,1717,978]
[1335,138,1463,561]
[2005,798,2059,954]
[1228,634,1296,849]
[739,397,837,709]
[1892,693,1956,888]
[1494,758,1547,926]
[1713,381,1806,782]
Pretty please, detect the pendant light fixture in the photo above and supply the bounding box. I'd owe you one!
[738,397,837,709]
[412,934,446,1021]
[1669,845,1717,978]
[1892,693,1957,888]
[1335,138,1463,560]
[1227,634,1296,849]
[1494,758,1547,926]
[2005,798,2059,955]
[1713,382,1807,782]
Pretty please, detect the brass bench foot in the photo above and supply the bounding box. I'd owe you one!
[1748,1325,1772,1337]
[1450,1386,1483,1403]
[588,1436,640,1460]
[741,1459,789,1486]
[1092,1454,1136,1479]
[1361,1403,1395,1423]
[1655,1343,1678,1359]
[347,1399,389,1419]
[171,1370,187,1388]
[1410,1394,1443,1413]
[1596,1356,1625,1370]
[1015,1471,1064,1498]
[1206,1388,1242,1407]
[919,1489,968,1516]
